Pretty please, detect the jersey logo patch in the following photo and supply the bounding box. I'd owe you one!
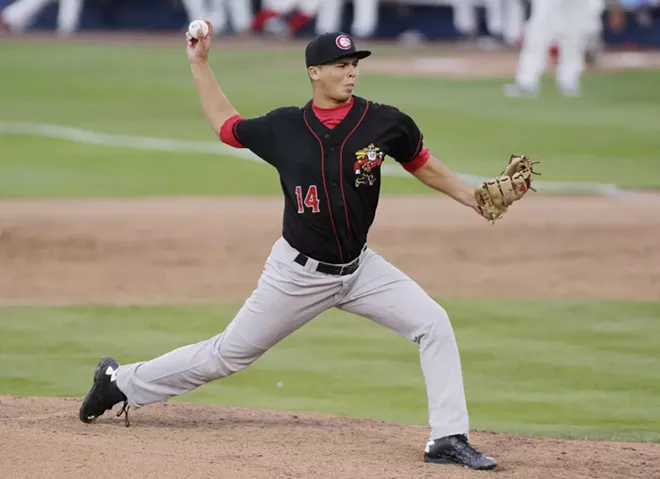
[354,144,384,187]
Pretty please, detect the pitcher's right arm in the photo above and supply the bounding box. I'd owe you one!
[186,21,239,136]
[185,22,288,165]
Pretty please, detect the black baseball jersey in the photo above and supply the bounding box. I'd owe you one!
[232,96,425,264]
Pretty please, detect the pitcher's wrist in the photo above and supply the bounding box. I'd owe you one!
[189,57,208,66]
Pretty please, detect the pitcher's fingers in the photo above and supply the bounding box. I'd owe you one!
[205,20,213,36]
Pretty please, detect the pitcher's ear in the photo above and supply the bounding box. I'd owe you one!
[308,66,320,81]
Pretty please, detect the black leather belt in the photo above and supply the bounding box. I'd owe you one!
[294,253,360,276]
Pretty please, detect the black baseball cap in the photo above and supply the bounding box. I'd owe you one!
[305,32,372,68]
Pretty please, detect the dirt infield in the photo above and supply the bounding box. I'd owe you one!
[1,195,660,477]
[2,396,659,479]
[1,195,660,306]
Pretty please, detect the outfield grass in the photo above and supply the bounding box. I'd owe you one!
[1,42,660,196]
[1,299,659,442]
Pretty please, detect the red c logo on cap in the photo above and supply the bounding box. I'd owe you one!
[336,35,352,50]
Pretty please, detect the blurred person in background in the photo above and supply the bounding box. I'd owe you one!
[252,0,325,36]
[182,0,252,35]
[550,0,622,66]
[485,0,526,47]
[505,0,621,97]
[500,0,526,46]
[584,0,608,64]
[452,0,525,48]
[0,0,84,35]
[0,8,7,31]
[314,0,380,39]
[452,0,481,41]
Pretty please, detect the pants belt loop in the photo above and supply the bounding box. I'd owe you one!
[304,257,318,273]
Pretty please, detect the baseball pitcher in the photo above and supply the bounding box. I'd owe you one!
[79,25,539,471]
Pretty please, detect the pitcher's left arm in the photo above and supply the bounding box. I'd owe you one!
[412,154,539,223]
[385,107,538,223]
[411,156,481,214]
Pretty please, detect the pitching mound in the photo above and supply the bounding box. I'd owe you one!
[1,396,658,479]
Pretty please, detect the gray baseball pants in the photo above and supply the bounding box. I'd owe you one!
[116,237,469,440]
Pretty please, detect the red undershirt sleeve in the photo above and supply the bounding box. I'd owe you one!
[219,114,244,148]
[401,147,430,173]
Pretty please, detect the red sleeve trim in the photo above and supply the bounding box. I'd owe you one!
[402,147,430,173]
[219,114,244,148]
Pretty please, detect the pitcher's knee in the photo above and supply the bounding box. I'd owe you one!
[213,342,265,377]
[416,304,455,343]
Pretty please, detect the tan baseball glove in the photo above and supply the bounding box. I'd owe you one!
[475,155,540,223]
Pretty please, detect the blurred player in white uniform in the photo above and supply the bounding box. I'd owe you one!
[252,0,326,35]
[314,0,380,38]
[497,0,526,46]
[585,0,607,63]
[505,0,616,97]
[0,0,83,35]
[182,0,252,34]
[453,0,525,46]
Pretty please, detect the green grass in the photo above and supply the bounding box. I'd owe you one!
[0,135,284,197]
[1,299,659,442]
[1,42,660,197]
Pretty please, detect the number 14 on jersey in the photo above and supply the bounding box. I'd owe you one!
[295,185,320,214]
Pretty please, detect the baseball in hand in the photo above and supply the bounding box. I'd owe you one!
[188,20,210,39]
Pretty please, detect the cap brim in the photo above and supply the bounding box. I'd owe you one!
[320,50,372,65]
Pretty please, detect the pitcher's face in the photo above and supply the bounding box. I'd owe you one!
[309,56,359,104]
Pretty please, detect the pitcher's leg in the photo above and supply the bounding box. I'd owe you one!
[116,242,340,408]
[338,251,495,470]
[339,250,468,440]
